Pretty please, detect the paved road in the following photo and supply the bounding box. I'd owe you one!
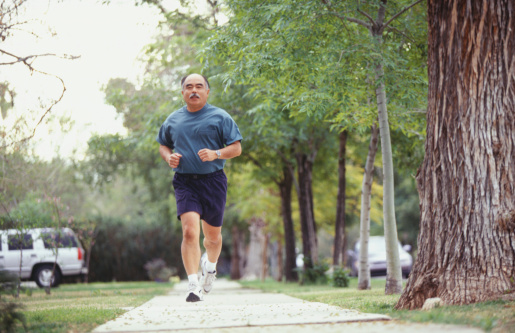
[93,279,483,333]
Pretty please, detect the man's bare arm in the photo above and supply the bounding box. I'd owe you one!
[159,144,182,168]
[198,141,242,162]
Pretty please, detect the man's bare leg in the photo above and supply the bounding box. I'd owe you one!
[202,220,222,264]
[181,212,203,302]
[180,212,202,275]
[200,220,222,294]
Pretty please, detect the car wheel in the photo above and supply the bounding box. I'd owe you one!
[34,265,61,288]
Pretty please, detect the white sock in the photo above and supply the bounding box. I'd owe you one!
[188,274,199,285]
[206,260,217,273]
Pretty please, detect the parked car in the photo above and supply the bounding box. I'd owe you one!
[347,236,413,278]
[0,228,88,287]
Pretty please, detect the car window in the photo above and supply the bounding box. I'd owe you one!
[8,234,34,250]
[42,231,78,248]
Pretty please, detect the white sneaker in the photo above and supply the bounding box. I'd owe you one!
[186,282,203,302]
[200,256,217,294]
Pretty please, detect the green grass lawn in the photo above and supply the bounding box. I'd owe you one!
[5,281,174,333]
[239,278,515,333]
[3,278,514,332]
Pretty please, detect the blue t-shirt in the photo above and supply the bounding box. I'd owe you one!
[156,103,243,174]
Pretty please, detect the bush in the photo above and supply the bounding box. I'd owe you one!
[297,259,330,285]
[331,266,350,288]
[88,218,184,282]
[0,270,26,332]
[144,258,177,282]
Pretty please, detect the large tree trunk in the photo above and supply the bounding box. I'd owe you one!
[397,0,515,309]
[333,130,347,266]
[296,151,318,267]
[358,123,380,290]
[279,165,298,281]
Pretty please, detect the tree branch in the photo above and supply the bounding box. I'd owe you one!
[319,0,371,29]
[0,49,80,67]
[0,67,67,150]
[143,0,168,16]
[247,153,281,186]
[357,7,375,26]
[384,25,416,44]
[383,0,424,30]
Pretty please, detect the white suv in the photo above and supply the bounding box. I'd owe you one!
[0,228,88,288]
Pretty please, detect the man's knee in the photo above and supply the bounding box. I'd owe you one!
[203,225,222,244]
[181,213,200,242]
[182,225,199,242]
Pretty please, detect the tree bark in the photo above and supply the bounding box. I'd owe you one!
[296,150,318,267]
[333,130,347,266]
[358,123,380,290]
[397,0,515,309]
[279,165,298,281]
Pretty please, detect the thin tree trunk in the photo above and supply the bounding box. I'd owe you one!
[371,2,403,294]
[230,225,243,280]
[261,233,269,281]
[16,236,23,298]
[374,58,403,295]
[358,123,379,290]
[276,241,283,281]
[279,165,298,281]
[296,151,318,267]
[333,130,347,266]
[397,0,515,309]
[85,244,92,283]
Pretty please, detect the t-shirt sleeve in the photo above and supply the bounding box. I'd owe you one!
[156,122,174,149]
[223,115,243,146]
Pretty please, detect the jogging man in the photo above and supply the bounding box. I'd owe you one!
[157,73,242,302]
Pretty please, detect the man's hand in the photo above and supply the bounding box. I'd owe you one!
[167,153,182,168]
[198,148,218,162]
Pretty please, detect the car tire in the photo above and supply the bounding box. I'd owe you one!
[34,264,61,288]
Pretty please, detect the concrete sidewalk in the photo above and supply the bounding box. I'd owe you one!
[93,279,483,333]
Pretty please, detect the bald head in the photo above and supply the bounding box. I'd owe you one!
[181,74,210,90]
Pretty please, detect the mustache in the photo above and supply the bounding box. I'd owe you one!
[189,93,200,98]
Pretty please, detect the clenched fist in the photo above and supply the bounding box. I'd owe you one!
[198,149,217,162]
[167,153,182,168]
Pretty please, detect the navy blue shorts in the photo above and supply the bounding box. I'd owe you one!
[172,170,227,227]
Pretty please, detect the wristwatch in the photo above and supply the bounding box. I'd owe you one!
[216,150,221,159]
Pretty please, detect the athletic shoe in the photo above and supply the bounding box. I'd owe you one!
[200,256,217,294]
[186,282,203,302]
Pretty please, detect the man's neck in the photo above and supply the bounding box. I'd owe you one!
[187,103,207,112]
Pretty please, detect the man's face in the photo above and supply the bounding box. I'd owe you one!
[181,74,210,112]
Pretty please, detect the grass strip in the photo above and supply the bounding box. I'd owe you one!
[239,278,515,332]
[7,281,174,333]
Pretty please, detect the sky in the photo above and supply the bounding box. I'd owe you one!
[1,0,165,160]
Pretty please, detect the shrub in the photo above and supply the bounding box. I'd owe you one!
[0,270,26,332]
[331,266,350,288]
[144,258,177,282]
[297,258,330,285]
[88,217,184,282]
